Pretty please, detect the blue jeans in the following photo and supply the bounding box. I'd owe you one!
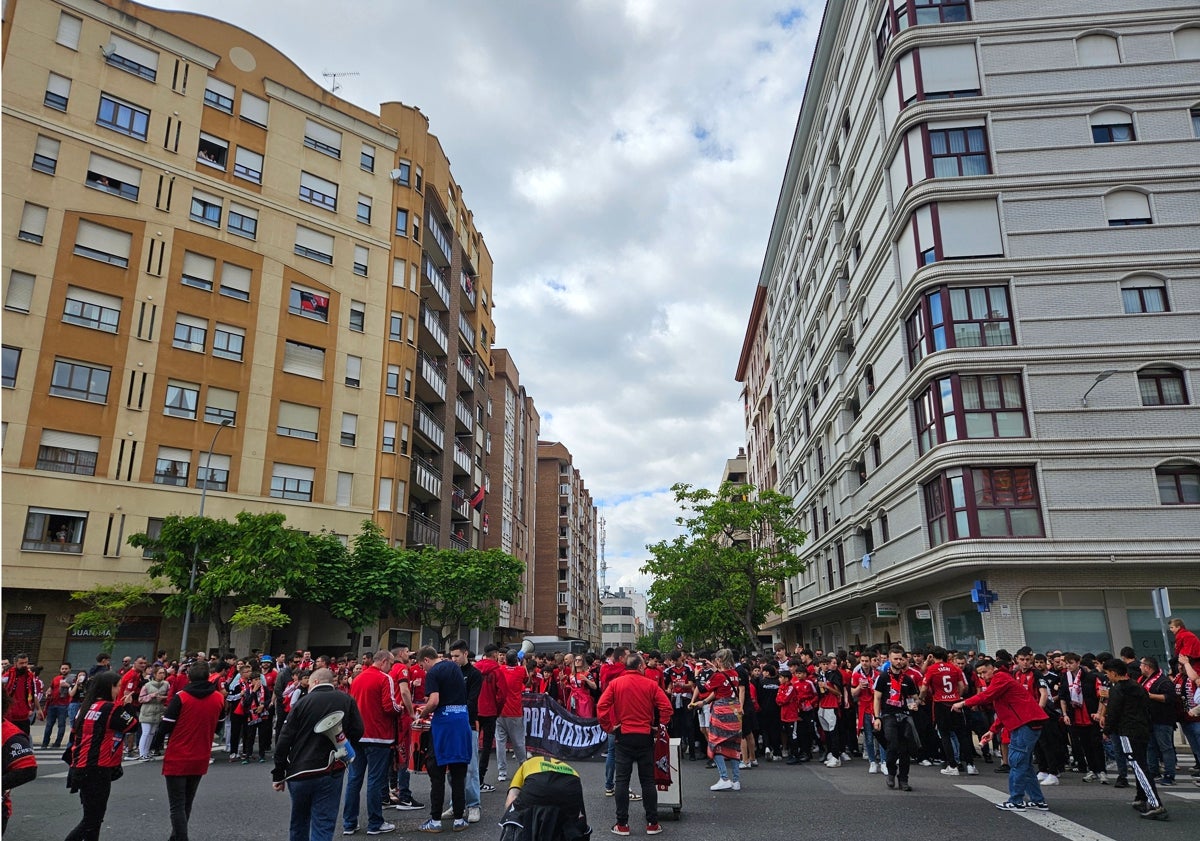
[1147,723,1177,782]
[1180,720,1200,768]
[861,714,884,764]
[342,743,390,832]
[42,704,70,747]
[713,753,740,782]
[604,732,616,790]
[1006,724,1045,804]
[290,770,344,841]
[465,731,480,809]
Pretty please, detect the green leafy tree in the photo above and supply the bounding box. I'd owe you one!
[411,547,525,649]
[295,521,417,653]
[230,604,291,655]
[69,582,160,655]
[130,511,316,655]
[643,482,807,653]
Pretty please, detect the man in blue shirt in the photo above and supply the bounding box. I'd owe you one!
[416,647,472,833]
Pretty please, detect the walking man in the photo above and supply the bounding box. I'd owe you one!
[596,653,673,836]
[342,650,399,836]
[494,650,527,784]
[873,646,919,791]
[151,661,227,841]
[416,647,473,833]
[273,668,364,841]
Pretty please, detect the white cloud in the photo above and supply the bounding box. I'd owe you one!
[153,0,823,589]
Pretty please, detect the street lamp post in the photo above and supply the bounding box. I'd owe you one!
[179,418,233,660]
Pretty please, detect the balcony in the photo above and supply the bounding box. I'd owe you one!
[422,256,449,310]
[425,209,452,266]
[453,438,472,474]
[459,270,477,308]
[414,402,445,450]
[458,312,475,348]
[451,484,471,519]
[420,303,448,353]
[417,350,447,401]
[457,353,475,384]
[449,533,468,551]
[412,454,442,499]
[454,397,474,433]
[408,511,439,547]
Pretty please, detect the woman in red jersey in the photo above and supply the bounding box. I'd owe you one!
[64,671,138,841]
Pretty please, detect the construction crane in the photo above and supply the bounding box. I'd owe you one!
[322,71,359,93]
[599,516,607,596]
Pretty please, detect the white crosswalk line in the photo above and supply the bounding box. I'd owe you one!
[1164,790,1200,800]
[956,784,1120,841]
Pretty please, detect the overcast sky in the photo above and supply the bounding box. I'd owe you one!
[156,0,823,593]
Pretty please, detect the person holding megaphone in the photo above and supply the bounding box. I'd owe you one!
[273,668,365,841]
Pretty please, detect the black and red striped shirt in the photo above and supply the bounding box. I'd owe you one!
[69,701,137,769]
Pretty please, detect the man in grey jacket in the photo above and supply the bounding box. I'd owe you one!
[273,669,365,841]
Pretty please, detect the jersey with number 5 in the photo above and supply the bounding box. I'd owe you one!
[924,662,965,703]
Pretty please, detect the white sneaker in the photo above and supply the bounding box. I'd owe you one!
[1041,774,1059,786]
[763,748,772,759]
[919,759,933,767]
[1099,773,1108,784]
[1082,772,1098,782]
[730,781,741,791]
[841,752,852,762]
[738,761,751,769]
[940,767,960,776]
[1036,772,1048,782]
[869,762,880,774]
[824,758,842,768]
[710,779,733,791]
[467,807,481,823]
[967,765,979,776]
[497,773,507,782]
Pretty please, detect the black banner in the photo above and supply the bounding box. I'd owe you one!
[522,692,606,759]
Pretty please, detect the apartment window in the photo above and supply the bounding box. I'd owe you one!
[905,285,1015,367]
[2,347,20,388]
[915,373,1028,454]
[281,341,325,380]
[929,126,990,177]
[289,285,330,321]
[356,194,372,224]
[353,245,369,277]
[190,190,222,227]
[345,355,362,388]
[1121,276,1168,313]
[1192,107,1200,138]
[63,286,121,333]
[164,380,200,418]
[336,472,353,506]
[45,73,71,110]
[233,147,263,183]
[880,511,891,543]
[382,421,397,453]
[227,204,258,240]
[386,364,400,395]
[196,133,228,168]
[1077,33,1120,66]
[36,430,100,475]
[5,271,35,313]
[395,208,409,236]
[85,153,141,201]
[924,466,1044,545]
[141,517,163,558]
[414,166,423,192]
[360,143,376,173]
[276,402,320,441]
[1091,109,1135,143]
[294,226,334,264]
[239,91,268,126]
[204,387,237,425]
[303,119,342,158]
[899,200,1002,270]
[1156,462,1200,505]
[349,301,366,332]
[400,425,410,455]
[1105,189,1152,226]
[299,171,338,211]
[891,45,981,110]
[181,252,215,291]
[104,34,158,81]
[1138,367,1188,406]
[172,314,207,352]
[56,12,82,49]
[340,413,358,447]
[404,370,412,398]
[32,136,60,175]
[22,508,87,554]
[212,324,245,361]
[196,453,230,492]
[871,435,882,468]
[18,203,48,245]
[378,478,393,511]
[50,359,110,403]
[154,447,190,486]
[96,94,149,140]
[389,313,403,341]
[203,77,235,113]
[219,263,252,301]
[74,220,131,267]
[270,464,315,501]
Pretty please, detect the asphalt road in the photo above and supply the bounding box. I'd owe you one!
[10,745,1198,841]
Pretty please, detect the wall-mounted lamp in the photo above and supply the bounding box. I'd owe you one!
[1081,369,1118,407]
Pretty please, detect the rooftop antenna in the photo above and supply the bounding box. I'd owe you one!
[323,71,359,94]
[599,516,607,596]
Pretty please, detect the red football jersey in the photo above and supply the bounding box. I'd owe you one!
[923,662,965,703]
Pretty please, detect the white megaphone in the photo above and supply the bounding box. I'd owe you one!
[520,639,535,656]
[314,711,356,767]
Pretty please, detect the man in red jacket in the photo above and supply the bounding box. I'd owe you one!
[341,650,399,836]
[597,654,673,836]
[954,657,1050,812]
[151,661,225,841]
[494,651,527,784]
[1,654,40,736]
[474,644,508,793]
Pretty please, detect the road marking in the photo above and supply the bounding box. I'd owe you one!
[39,771,70,779]
[1164,790,1200,800]
[956,784,1120,841]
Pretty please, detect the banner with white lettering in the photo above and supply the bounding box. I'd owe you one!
[521,692,606,759]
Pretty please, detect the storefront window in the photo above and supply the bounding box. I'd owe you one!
[941,595,985,653]
[907,605,935,651]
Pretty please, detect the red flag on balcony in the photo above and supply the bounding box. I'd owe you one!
[299,290,329,318]
[482,513,489,534]
[469,486,485,510]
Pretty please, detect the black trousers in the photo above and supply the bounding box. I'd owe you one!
[1035,717,1066,774]
[882,715,915,782]
[668,704,693,756]
[427,761,466,821]
[613,733,657,825]
[934,702,975,768]
[477,715,497,781]
[793,711,816,758]
[1125,737,1160,806]
[241,719,271,758]
[65,770,112,841]
[1069,722,1105,773]
[759,706,782,755]
[165,774,202,841]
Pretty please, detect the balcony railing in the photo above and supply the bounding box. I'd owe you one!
[451,484,471,519]
[423,256,449,309]
[418,350,447,400]
[455,397,474,432]
[408,511,439,546]
[457,353,474,384]
[458,312,475,347]
[421,303,448,352]
[413,454,442,497]
[426,209,452,262]
[453,439,472,474]
[449,534,468,551]
[415,402,445,449]
[459,270,477,307]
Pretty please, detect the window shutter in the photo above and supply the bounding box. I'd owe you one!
[938,199,1002,258]
[206,387,237,412]
[234,147,262,172]
[108,35,159,72]
[1077,34,1119,66]
[75,220,131,258]
[1091,109,1131,126]
[36,135,61,159]
[295,226,334,255]
[918,44,979,94]
[336,472,353,506]
[239,92,268,125]
[273,463,314,481]
[21,204,48,237]
[354,245,369,267]
[1107,190,1150,220]
[66,285,122,310]
[56,13,82,49]
[304,119,342,152]
[282,342,325,379]
[205,77,234,101]
[88,153,143,187]
[40,429,100,451]
[220,263,252,296]
[175,313,207,330]
[378,478,393,510]
[47,73,71,97]
[346,355,362,382]
[300,171,338,197]
[6,271,35,312]
[199,452,230,472]
[277,401,320,434]
[183,252,216,282]
[157,446,191,464]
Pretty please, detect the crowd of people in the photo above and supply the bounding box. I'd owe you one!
[3,616,1199,838]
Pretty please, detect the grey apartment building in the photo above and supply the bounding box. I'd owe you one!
[741,1,1200,658]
